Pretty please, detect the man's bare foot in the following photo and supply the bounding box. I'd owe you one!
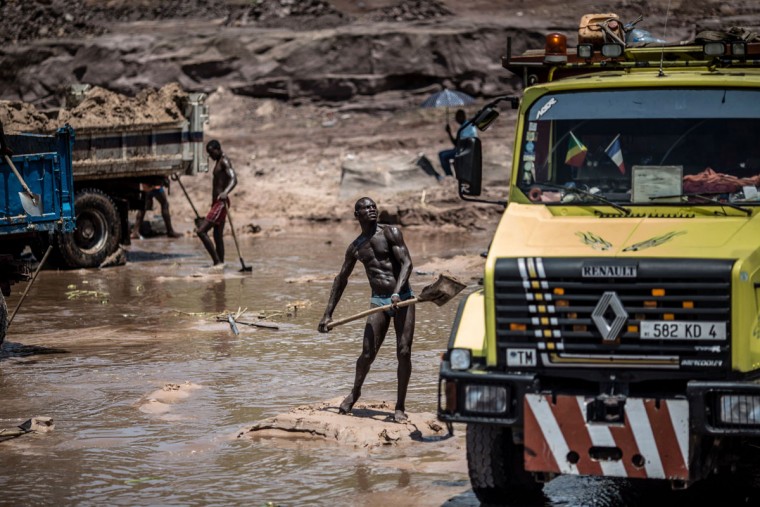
[130,232,141,240]
[167,231,182,238]
[338,393,357,415]
[394,410,408,423]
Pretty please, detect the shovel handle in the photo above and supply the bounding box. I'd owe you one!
[172,173,201,219]
[4,154,35,197]
[326,297,419,329]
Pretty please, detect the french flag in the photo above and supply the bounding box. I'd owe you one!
[605,134,625,174]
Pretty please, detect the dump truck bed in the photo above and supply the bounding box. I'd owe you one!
[69,92,208,181]
[0,127,76,236]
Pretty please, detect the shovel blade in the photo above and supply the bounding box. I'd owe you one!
[417,274,467,306]
[19,191,42,217]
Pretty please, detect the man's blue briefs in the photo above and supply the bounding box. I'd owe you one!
[370,289,414,312]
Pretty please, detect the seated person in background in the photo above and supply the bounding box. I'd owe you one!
[438,109,477,178]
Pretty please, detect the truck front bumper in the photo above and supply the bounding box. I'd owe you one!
[439,363,760,438]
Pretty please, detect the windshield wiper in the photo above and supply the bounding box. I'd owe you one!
[539,183,632,216]
[649,193,752,217]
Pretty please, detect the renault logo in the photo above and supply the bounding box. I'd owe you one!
[592,292,628,342]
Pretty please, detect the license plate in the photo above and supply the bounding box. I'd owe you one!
[507,348,537,367]
[640,321,726,340]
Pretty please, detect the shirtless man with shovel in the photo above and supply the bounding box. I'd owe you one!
[197,140,237,267]
[318,197,416,423]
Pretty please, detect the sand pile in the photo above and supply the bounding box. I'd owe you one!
[0,83,190,133]
[57,83,189,130]
[0,100,51,134]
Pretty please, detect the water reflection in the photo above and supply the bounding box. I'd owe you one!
[201,277,228,314]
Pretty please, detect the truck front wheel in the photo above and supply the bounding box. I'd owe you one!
[57,189,121,269]
[466,424,543,504]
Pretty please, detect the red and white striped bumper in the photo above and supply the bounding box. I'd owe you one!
[524,394,689,480]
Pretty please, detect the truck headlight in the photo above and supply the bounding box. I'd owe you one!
[720,395,760,425]
[450,349,471,370]
[465,385,508,413]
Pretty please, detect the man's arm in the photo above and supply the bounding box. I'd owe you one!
[217,156,238,200]
[385,226,413,306]
[445,123,456,145]
[318,245,357,333]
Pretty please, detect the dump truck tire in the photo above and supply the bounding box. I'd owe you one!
[57,189,121,268]
[466,423,543,504]
[0,291,7,345]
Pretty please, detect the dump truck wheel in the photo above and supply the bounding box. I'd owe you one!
[57,189,121,268]
[0,291,7,346]
[466,424,543,504]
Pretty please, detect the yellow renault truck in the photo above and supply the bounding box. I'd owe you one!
[438,16,760,503]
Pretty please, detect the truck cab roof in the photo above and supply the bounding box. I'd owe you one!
[504,26,760,88]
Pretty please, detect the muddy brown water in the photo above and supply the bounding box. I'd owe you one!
[0,226,754,506]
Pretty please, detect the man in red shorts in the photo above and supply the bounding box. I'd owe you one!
[197,139,237,266]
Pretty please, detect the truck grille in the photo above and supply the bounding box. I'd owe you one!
[494,258,732,372]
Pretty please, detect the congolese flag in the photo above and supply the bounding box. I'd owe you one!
[565,131,587,167]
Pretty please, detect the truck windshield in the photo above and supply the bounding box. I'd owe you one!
[518,89,760,207]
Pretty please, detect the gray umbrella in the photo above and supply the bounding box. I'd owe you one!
[420,88,476,109]
[420,88,476,127]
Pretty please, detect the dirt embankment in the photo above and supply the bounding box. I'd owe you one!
[8,0,744,108]
[4,0,760,230]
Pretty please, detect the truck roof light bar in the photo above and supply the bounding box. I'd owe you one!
[545,33,568,63]
[577,43,594,59]
[601,43,624,58]
[732,42,747,58]
[704,42,725,57]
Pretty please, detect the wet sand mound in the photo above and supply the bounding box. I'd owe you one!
[137,382,203,420]
[238,398,450,448]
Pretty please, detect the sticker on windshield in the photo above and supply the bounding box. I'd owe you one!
[526,131,537,142]
[535,97,557,121]
[525,142,535,154]
[523,154,536,162]
[528,122,538,132]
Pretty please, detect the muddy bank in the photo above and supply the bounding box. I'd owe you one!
[239,398,450,449]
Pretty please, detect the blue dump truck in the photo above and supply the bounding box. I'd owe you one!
[0,124,76,344]
[3,85,208,270]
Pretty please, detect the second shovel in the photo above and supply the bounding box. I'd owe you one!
[3,153,42,217]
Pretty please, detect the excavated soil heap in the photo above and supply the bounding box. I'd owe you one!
[0,83,189,133]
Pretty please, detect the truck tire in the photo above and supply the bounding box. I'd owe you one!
[57,189,121,268]
[0,291,7,346]
[466,424,543,504]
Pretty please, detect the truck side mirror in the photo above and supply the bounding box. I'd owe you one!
[454,137,482,197]
[472,107,500,131]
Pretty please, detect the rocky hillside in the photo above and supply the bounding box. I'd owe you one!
[4,0,759,110]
